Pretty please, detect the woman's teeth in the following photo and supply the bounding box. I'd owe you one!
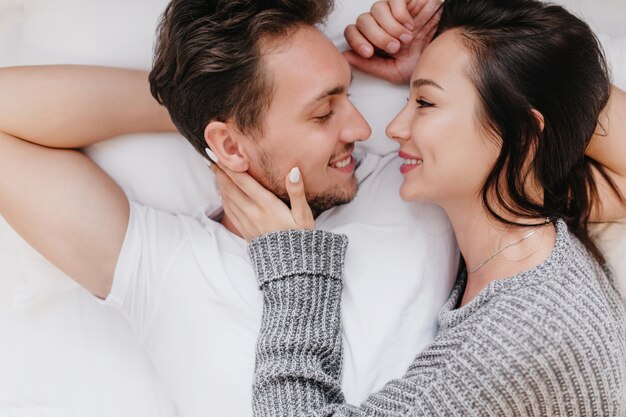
[402,158,422,165]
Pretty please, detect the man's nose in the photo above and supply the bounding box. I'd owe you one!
[340,102,372,144]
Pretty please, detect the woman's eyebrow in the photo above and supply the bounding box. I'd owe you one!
[411,78,445,91]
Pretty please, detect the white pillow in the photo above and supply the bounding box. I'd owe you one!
[0,0,24,67]
[19,0,164,69]
[600,34,626,89]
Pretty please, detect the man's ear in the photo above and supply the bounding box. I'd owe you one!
[204,121,250,172]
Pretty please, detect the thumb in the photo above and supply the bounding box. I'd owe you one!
[285,167,314,229]
[342,50,404,84]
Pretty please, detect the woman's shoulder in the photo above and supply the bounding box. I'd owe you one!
[435,219,624,371]
[482,219,621,319]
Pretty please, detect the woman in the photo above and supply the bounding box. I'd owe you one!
[212,0,626,414]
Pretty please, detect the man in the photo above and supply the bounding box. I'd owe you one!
[0,0,457,416]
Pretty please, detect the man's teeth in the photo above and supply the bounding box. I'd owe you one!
[333,156,352,168]
[402,158,422,165]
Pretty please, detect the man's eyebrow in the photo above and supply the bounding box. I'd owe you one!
[411,79,445,91]
[311,73,354,102]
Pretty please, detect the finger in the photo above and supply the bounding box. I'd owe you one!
[214,168,258,212]
[424,8,441,35]
[409,0,443,32]
[220,193,255,242]
[285,167,314,229]
[413,7,440,49]
[344,24,375,58]
[423,14,439,43]
[215,163,276,204]
[389,0,416,30]
[209,161,220,175]
[343,50,406,84]
[355,12,401,54]
[370,1,414,44]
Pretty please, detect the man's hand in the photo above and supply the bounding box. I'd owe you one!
[343,0,443,84]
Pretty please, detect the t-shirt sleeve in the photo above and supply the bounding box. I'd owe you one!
[100,201,188,338]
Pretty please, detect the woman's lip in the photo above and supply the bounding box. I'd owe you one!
[398,151,422,160]
[400,163,419,174]
[398,150,423,174]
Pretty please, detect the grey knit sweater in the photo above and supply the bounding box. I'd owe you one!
[248,220,626,416]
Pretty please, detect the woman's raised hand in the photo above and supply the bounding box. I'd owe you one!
[344,0,443,84]
[211,161,314,242]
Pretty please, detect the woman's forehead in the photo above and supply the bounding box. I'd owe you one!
[412,30,473,94]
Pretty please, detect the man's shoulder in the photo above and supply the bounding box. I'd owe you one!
[126,201,246,258]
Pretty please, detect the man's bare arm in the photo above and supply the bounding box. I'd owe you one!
[0,65,173,298]
[587,86,626,221]
[0,65,175,148]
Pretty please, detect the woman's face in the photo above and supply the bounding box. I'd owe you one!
[386,29,500,207]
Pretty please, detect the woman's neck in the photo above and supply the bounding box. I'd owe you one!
[443,199,556,307]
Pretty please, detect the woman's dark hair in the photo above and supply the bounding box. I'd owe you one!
[437,0,622,263]
[149,0,334,155]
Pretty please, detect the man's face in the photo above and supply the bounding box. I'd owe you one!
[240,26,371,216]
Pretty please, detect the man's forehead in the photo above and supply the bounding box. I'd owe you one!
[262,27,352,108]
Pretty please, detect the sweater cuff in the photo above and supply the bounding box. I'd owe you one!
[248,229,348,288]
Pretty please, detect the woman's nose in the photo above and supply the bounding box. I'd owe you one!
[386,105,412,143]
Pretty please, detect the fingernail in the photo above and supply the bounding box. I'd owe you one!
[204,159,212,168]
[359,44,373,57]
[204,147,219,164]
[386,41,400,53]
[404,23,414,31]
[289,167,301,184]
[400,33,413,44]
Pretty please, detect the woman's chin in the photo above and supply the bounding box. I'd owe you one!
[399,183,426,203]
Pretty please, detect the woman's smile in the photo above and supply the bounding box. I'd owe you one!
[399,150,423,174]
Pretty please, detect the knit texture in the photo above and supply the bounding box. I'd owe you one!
[248,221,626,416]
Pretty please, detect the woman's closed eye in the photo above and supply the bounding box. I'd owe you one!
[416,98,435,109]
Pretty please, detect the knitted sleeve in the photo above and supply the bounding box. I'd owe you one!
[246,230,486,417]
[248,229,443,417]
[248,229,349,416]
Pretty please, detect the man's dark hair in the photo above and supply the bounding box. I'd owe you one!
[438,0,622,263]
[149,0,334,155]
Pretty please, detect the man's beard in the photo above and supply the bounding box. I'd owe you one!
[260,151,357,218]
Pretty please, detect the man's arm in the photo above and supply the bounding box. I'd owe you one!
[0,65,175,298]
[587,86,626,221]
[0,65,175,148]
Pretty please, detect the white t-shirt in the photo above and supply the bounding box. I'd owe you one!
[104,152,458,417]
